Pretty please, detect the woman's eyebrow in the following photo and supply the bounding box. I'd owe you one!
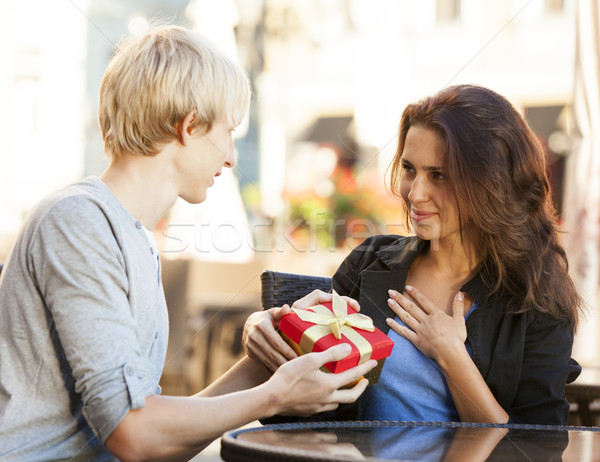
[402,159,443,170]
[423,165,444,171]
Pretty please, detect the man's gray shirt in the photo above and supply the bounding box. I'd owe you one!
[0,177,169,460]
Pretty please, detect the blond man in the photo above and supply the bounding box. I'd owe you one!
[0,26,374,461]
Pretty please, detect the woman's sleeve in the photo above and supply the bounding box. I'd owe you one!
[508,313,580,425]
[30,196,156,442]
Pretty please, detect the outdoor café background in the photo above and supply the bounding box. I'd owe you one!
[1,0,598,394]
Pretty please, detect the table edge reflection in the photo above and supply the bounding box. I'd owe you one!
[221,420,600,462]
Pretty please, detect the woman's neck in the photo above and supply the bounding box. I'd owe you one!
[423,234,479,281]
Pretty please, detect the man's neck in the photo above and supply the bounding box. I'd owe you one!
[99,150,178,230]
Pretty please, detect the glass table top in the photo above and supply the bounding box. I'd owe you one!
[221,420,600,461]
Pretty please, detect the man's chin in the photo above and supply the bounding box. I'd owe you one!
[181,192,208,205]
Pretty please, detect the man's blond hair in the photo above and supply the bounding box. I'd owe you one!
[98,25,250,160]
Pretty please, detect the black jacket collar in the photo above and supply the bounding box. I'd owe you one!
[375,235,494,306]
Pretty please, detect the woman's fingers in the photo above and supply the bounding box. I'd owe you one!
[386,288,468,360]
[452,291,465,319]
[270,304,292,324]
[292,290,333,309]
[291,290,361,313]
[243,307,298,371]
[341,296,361,312]
[403,285,436,313]
[387,289,425,326]
[386,317,419,343]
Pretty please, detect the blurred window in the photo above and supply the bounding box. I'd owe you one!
[436,0,461,22]
[545,0,565,13]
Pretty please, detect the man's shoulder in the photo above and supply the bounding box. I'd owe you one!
[29,177,125,226]
[43,177,109,208]
[16,178,133,252]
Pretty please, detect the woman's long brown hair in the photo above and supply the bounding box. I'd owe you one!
[389,84,581,327]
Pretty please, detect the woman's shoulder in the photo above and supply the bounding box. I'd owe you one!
[337,234,420,275]
[353,234,416,253]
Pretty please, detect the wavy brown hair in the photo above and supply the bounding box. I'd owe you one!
[389,84,581,327]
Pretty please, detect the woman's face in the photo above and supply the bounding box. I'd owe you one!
[399,125,462,246]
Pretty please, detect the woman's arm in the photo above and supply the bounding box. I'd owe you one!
[387,286,508,423]
[507,312,578,424]
[243,290,361,372]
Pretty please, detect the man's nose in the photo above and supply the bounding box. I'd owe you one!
[224,140,236,168]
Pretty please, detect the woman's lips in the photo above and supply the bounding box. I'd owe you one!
[411,210,436,222]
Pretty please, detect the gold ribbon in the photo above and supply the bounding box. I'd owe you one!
[292,290,376,365]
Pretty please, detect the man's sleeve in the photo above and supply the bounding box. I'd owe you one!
[29,196,156,442]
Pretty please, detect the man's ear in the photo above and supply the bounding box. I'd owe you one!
[178,111,197,146]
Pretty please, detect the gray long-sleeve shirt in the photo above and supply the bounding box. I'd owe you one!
[0,177,169,461]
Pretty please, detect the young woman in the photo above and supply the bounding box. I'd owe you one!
[244,84,582,425]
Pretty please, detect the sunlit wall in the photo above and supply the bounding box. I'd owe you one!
[0,0,88,250]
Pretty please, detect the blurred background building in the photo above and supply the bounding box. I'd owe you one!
[0,0,598,396]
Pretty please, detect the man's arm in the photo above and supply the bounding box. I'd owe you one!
[106,347,377,461]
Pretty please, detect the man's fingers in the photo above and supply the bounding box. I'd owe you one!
[330,360,377,388]
[311,343,352,366]
[291,403,339,417]
[330,378,370,403]
[308,346,378,380]
[318,403,340,413]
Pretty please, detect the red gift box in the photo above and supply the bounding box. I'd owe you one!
[279,292,394,374]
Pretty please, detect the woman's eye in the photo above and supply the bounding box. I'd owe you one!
[401,162,415,174]
[432,171,446,180]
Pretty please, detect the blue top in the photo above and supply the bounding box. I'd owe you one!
[361,302,478,422]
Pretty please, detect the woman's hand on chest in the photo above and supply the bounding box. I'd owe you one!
[385,285,469,362]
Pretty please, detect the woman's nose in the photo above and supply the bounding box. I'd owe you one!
[407,175,428,203]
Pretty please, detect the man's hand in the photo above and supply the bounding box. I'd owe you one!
[266,343,377,416]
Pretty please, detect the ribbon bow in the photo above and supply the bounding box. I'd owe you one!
[292,290,375,339]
